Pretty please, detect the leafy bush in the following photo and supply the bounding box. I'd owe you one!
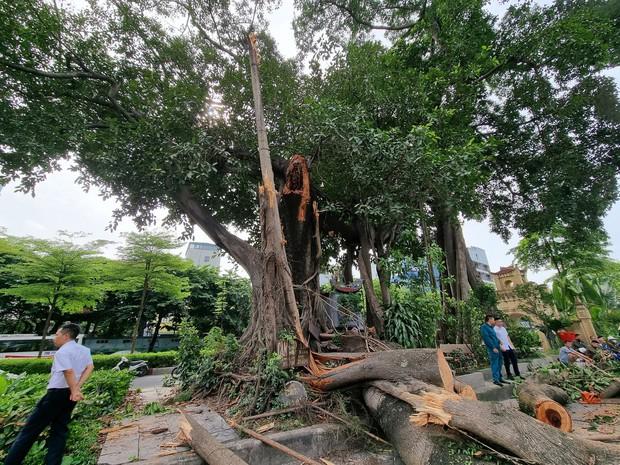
[176,322,239,391]
[445,348,479,375]
[507,326,542,358]
[385,288,440,348]
[0,369,133,465]
[0,351,177,374]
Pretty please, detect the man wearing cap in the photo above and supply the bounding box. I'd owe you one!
[494,318,521,379]
[4,322,94,465]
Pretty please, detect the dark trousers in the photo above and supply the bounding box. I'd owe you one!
[4,388,76,465]
[502,348,521,377]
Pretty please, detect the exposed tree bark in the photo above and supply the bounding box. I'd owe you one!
[130,271,150,354]
[307,349,454,391]
[373,379,620,465]
[343,244,354,284]
[363,386,468,465]
[516,380,572,432]
[357,222,384,335]
[239,34,306,359]
[434,205,482,343]
[176,186,260,277]
[281,156,325,339]
[38,301,56,358]
[148,310,164,352]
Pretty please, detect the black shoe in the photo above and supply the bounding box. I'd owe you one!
[507,374,514,380]
[499,379,511,385]
[493,381,503,387]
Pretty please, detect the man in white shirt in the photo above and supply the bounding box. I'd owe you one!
[494,318,521,379]
[5,322,94,465]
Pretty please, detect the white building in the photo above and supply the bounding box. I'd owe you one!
[467,246,494,284]
[185,242,221,269]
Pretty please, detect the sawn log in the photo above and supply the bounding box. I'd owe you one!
[371,379,620,465]
[179,411,248,465]
[516,380,572,432]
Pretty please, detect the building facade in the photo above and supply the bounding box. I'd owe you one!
[492,266,597,349]
[185,242,221,269]
[467,246,494,284]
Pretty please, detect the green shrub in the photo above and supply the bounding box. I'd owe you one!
[0,351,177,375]
[508,326,542,358]
[0,369,133,465]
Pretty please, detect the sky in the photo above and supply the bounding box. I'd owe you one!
[1,1,619,284]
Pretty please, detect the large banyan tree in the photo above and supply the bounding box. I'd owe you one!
[1,0,619,356]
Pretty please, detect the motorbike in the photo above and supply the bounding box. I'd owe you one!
[113,356,150,377]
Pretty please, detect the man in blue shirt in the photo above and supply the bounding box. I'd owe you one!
[480,315,505,386]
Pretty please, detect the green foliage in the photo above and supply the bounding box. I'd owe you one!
[0,369,133,465]
[506,325,541,359]
[245,353,293,413]
[113,232,190,301]
[0,351,177,374]
[513,224,609,274]
[0,234,111,312]
[184,267,251,336]
[385,289,440,348]
[535,362,620,401]
[444,349,478,375]
[176,321,239,391]
[175,319,204,389]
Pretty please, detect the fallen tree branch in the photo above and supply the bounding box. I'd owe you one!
[241,401,326,421]
[311,405,390,446]
[229,420,323,465]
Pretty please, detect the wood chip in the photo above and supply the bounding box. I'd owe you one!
[320,459,336,465]
[150,427,169,434]
[100,423,136,434]
[255,422,275,434]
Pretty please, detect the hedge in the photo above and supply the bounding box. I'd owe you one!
[0,350,177,375]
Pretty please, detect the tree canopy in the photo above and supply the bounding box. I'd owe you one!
[1,0,619,351]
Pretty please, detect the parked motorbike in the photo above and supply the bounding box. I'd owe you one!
[113,357,150,377]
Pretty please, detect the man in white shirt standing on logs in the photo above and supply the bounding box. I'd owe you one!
[4,322,94,465]
[494,318,521,380]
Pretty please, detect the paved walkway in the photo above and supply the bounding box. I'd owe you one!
[98,404,238,465]
[131,374,174,404]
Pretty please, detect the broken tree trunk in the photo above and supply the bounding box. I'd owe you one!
[307,349,454,392]
[241,33,306,358]
[372,379,620,465]
[364,386,470,465]
[516,380,572,432]
[180,412,248,465]
[453,380,477,400]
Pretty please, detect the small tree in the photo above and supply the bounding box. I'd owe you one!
[115,232,190,353]
[0,234,109,357]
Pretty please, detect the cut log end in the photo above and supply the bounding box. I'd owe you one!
[536,400,573,432]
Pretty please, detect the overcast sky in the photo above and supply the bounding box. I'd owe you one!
[1,1,618,284]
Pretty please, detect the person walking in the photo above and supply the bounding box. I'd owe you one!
[480,315,505,386]
[4,322,94,465]
[494,318,521,379]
